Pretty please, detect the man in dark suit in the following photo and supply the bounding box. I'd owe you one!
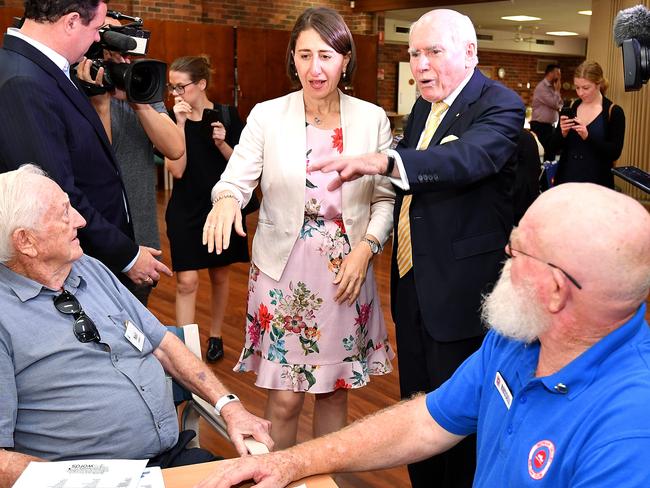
[311,9,524,487]
[0,0,171,288]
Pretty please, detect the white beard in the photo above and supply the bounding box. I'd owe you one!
[481,261,551,343]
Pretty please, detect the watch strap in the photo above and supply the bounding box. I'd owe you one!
[214,393,240,416]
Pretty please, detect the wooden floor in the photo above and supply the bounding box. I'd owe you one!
[150,189,410,487]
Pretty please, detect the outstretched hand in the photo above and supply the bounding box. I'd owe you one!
[202,193,245,254]
[309,152,388,190]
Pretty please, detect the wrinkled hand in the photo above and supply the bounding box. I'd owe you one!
[125,246,173,286]
[202,194,245,254]
[220,402,273,457]
[173,96,193,125]
[194,453,296,488]
[559,115,575,137]
[334,243,372,305]
[211,121,227,147]
[309,152,388,190]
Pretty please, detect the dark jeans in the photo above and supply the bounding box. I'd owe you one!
[147,430,221,468]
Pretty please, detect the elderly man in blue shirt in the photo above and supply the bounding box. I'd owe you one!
[0,165,273,487]
[196,180,650,488]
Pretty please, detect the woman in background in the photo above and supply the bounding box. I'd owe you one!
[552,60,625,189]
[203,8,395,449]
[165,56,249,362]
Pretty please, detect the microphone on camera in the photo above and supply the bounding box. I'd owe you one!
[613,4,650,46]
[101,29,137,52]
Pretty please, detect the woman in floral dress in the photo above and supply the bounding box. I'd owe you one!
[203,7,395,449]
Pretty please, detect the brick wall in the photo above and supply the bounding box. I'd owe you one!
[78,0,374,33]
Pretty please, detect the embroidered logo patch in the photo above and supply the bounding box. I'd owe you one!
[528,440,555,480]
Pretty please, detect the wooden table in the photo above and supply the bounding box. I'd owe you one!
[162,460,338,487]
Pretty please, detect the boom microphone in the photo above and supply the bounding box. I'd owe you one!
[101,29,137,52]
[613,4,650,46]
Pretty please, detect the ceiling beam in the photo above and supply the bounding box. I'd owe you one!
[353,0,496,13]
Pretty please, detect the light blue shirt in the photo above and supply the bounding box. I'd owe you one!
[0,254,178,460]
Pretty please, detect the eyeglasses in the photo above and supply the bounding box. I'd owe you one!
[166,81,195,95]
[505,239,582,290]
[53,290,102,343]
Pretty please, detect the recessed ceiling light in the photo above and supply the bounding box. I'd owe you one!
[578,10,592,16]
[546,31,579,36]
[501,15,542,22]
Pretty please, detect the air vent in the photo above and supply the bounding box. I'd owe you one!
[536,39,555,46]
[395,26,410,34]
[477,33,494,41]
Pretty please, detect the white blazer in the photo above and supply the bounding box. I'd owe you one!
[212,89,395,281]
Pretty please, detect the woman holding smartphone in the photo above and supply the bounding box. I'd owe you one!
[165,55,249,362]
[551,60,625,189]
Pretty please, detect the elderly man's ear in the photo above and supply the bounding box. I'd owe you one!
[548,267,571,314]
[12,229,39,258]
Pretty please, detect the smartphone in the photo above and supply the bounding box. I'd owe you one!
[202,107,224,140]
[560,106,575,120]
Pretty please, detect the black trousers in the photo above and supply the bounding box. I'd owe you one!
[395,272,484,488]
[529,121,556,161]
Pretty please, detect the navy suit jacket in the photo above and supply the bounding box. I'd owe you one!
[0,34,137,273]
[393,69,525,342]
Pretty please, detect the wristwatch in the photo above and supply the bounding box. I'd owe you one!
[214,393,240,416]
[384,154,396,176]
[362,237,381,255]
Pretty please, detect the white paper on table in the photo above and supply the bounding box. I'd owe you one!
[13,459,148,488]
[137,466,165,488]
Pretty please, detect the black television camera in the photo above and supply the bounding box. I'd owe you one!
[613,5,650,92]
[83,10,166,103]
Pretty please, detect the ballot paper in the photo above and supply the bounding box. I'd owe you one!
[137,467,165,488]
[13,459,148,488]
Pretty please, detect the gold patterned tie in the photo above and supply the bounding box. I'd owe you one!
[396,101,449,278]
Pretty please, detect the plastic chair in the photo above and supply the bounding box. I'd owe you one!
[166,324,269,455]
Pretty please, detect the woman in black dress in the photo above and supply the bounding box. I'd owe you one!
[552,60,625,189]
[165,56,249,361]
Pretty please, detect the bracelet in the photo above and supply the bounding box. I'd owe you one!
[212,193,238,206]
[214,393,240,416]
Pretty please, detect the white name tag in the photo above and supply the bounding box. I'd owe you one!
[494,371,513,410]
[124,320,145,352]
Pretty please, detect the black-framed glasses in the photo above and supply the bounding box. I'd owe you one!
[506,240,582,290]
[53,290,102,343]
[166,81,195,95]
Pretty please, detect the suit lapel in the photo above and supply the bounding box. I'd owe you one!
[430,69,486,146]
[3,35,116,162]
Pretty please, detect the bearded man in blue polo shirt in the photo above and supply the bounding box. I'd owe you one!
[197,181,650,488]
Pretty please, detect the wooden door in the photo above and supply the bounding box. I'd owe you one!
[236,27,294,119]
[145,20,235,107]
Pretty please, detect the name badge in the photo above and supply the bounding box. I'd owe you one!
[124,320,145,351]
[494,371,513,410]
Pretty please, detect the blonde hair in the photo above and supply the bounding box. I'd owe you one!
[574,60,609,95]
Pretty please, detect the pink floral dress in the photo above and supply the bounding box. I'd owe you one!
[234,124,394,393]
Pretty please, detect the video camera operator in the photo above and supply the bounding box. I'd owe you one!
[76,14,184,305]
[0,0,172,290]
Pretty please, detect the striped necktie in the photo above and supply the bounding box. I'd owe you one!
[396,101,448,278]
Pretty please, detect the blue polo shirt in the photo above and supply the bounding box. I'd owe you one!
[426,304,650,487]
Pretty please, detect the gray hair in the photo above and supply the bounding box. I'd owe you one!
[0,164,48,264]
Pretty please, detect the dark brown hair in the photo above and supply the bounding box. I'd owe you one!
[285,7,356,85]
[169,55,212,87]
[24,0,105,25]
